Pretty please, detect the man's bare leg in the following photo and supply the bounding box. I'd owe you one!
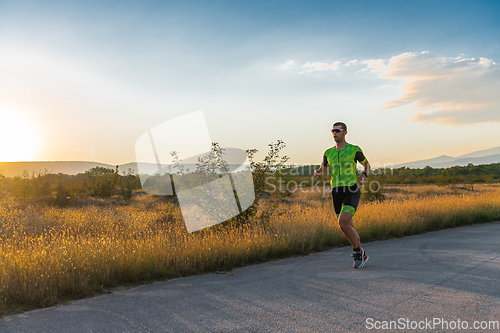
[338,212,361,249]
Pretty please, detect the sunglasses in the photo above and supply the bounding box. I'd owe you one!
[331,129,345,133]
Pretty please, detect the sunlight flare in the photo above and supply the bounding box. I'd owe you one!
[0,106,41,162]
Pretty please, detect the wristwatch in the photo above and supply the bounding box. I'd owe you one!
[362,171,368,177]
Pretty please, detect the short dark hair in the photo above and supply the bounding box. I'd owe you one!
[333,122,347,131]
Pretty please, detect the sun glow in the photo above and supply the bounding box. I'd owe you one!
[0,106,41,162]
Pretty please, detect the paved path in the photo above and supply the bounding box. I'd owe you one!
[2,222,500,332]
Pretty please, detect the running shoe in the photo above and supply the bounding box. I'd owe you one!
[352,248,369,269]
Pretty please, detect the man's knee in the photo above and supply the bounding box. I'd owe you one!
[338,212,353,228]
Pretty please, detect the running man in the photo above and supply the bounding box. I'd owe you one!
[314,122,371,268]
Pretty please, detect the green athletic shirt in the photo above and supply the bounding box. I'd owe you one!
[322,143,367,188]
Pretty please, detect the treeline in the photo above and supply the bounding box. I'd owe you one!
[371,163,500,184]
[280,163,500,188]
[0,166,142,206]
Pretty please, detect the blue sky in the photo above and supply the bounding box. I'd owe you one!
[0,0,499,167]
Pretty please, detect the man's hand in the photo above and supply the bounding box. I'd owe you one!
[313,169,322,178]
[360,173,367,186]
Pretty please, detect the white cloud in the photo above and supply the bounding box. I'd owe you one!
[360,58,386,72]
[365,51,500,125]
[344,59,358,66]
[300,61,341,74]
[279,60,295,70]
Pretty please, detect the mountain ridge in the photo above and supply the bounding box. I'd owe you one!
[393,146,500,168]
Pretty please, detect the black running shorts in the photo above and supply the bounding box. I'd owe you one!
[331,184,361,217]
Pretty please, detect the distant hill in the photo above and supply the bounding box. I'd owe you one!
[392,155,456,169]
[0,161,168,178]
[431,154,500,168]
[0,161,249,178]
[393,146,500,169]
[0,161,115,178]
[457,146,500,159]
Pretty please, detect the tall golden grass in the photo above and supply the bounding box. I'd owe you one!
[1,184,500,315]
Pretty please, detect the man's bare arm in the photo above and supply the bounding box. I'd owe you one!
[363,160,370,175]
[360,160,370,185]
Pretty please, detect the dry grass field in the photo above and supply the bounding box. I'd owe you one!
[1,183,500,315]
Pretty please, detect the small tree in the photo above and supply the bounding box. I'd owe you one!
[12,171,33,202]
[31,170,52,200]
[360,179,385,202]
[85,167,118,198]
[53,176,71,207]
[121,169,139,200]
[0,172,6,199]
[246,140,291,198]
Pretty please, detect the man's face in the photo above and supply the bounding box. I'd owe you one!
[331,126,346,142]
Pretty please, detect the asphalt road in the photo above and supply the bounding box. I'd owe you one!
[2,222,500,332]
